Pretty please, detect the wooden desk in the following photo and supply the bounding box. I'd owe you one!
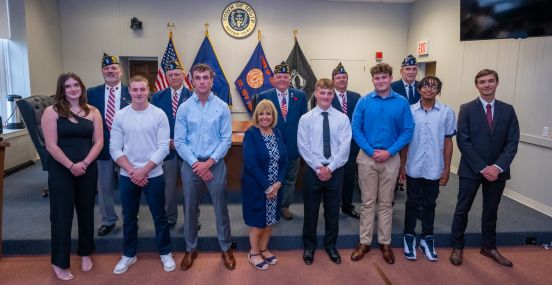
[225,121,252,190]
[0,139,11,260]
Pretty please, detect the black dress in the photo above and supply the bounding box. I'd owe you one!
[48,115,97,269]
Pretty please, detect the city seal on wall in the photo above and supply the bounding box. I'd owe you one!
[221,2,257,39]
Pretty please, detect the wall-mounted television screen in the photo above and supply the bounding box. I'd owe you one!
[461,0,552,41]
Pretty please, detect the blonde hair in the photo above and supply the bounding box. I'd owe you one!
[252,99,278,128]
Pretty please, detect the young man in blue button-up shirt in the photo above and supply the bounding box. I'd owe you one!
[350,63,414,264]
[174,63,235,271]
[398,76,456,262]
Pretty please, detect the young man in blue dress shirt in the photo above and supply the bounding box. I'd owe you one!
[174,63,235,271]
[350,63,414,264]
[398,76,456,262]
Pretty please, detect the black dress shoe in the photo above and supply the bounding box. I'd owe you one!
[325,248,341,264]
[342,208,360,219]
[97,224,115,237]
[303,249,314,265]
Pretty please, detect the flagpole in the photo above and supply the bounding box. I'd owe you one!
[293,29,298,40]
[258,30,261,42]
[204,22,209,37]
[167,22,175,34]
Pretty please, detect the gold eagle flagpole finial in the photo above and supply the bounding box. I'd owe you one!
[258,29,261,42]
[204,22,209,37]
[167,22,175,34]
[293,29,298,40]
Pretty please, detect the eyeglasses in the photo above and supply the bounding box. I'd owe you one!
[421,85,439,91]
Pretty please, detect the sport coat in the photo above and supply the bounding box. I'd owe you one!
[254,87,307,160]
[391,80,421,105]
[456,98,519,180]
[87,84,131,160]
[151,87,191,160]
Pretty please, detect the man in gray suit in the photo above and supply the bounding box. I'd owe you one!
[174,63,235,271]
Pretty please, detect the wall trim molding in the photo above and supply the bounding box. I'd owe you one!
[450,166,552,218]
[503,189,552,218]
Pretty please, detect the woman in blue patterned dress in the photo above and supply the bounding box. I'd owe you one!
[242,99,288,270]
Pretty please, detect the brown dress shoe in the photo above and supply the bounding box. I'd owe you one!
[222,249,236,270]
[449,249,463,266]
[351,243,370,261]
[480,248,513,267]
[180,250,198,270]
[281,208,293,220]
[380,244,395,264]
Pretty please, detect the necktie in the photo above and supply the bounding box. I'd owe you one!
[172,90,179,118]
[281,93,288,119]
[486,103,493,129]
[106,87,116,131]
[408,85,414,103]
[340,93,347,114]
[322,112,331,159]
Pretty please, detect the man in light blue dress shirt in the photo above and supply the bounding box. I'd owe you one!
[174,63,235,271]
[398,76,456,262]
[350,63,414,264]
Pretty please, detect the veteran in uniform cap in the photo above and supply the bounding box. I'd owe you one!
[87,52,131,237]
[331,63,362,219]
[391,55,421,105]
[253,62,307,220]
[151,60,191,226]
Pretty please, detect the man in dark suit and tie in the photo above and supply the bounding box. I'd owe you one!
[449,69,520,267]
[254,62,308,220]
[391,55,421,105]
[331,63,361,219]
[87,53,131,236]
[151,60,191,226]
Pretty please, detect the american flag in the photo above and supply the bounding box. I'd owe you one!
[154,32,192,92]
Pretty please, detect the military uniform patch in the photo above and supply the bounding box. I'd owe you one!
[221,2,257,39]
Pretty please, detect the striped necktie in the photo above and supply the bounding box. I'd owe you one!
[106,87,116,131]
[340,93,347,114]
[172,90,179,118]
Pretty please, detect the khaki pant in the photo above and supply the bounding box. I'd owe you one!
[357,150,400,245]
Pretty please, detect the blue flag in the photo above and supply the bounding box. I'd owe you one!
[235,42,273,114]
[190,36,231,105]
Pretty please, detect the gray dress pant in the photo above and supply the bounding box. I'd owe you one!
[181,160,231,252]
[162,156,183,224]
[97,159,119,226]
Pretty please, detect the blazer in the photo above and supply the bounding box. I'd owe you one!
[456,98,520,180]
[254,87,307,160]
[391,80,421,105]
[332,90,361,157]
[241,126,288,227]
[87,83,131,160]
[151,87,191,160]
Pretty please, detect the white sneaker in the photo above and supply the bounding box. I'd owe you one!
[160,253,176,272]
[113,256,137,274]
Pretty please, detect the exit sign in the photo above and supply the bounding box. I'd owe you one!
[417,40,429,56]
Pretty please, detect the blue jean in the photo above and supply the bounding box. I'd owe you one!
[119,175,171,257]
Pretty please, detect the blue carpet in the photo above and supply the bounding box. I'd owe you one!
[2,162,552,255]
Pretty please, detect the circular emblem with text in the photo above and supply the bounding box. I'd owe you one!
[221,2,256,39]
[246,68,264,88]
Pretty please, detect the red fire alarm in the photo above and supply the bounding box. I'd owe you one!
[375,51,383,61]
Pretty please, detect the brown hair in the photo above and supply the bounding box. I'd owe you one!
[370,63,393,77]
[315,78,334,90]
[129,74,150,89]
[53,73,89,118]
[190,63,215,78]
[475,69,499,84]
[252,99,277,129]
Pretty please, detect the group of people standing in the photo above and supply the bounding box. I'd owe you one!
[40,51,519,280]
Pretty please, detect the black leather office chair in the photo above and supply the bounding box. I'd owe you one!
[16,95,54,197]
